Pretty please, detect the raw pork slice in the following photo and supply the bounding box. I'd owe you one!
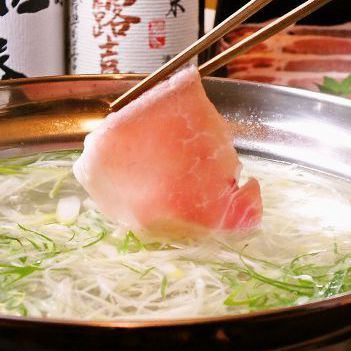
[73,67,262,235]
[221,22,351,96]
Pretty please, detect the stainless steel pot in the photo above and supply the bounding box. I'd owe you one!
[1,75,351,351]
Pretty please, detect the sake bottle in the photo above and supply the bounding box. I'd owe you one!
[70,0,205,74]
[0,0,65,80]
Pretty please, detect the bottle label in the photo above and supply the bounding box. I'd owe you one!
[149,20,166,49]
[0,0,65,79]
[70,0,199,74]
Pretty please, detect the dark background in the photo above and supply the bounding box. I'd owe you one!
[215,0,351,25]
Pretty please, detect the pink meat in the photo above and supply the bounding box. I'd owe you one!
[284,59,351,72]
[220,22,351,96]
[283,38,351,55]
[73,67,262,235]
[289,26,351,38]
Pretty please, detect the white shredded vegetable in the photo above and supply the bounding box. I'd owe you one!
[0,151,351,321]
[56,196,81,225]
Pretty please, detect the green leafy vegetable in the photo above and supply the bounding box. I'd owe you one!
[0,166,27,175]
[321,270,347,298]
[120,263,154,278]
[161,276,168,300]
[224,289,267,307]
[0,264,41,287]
[317,74,351,96]
[117,231,144,253]
[18,224,57,252]
[49,171,71,198]
[83,230,107,248]
[140,266,155,278]
[121,263,143,274]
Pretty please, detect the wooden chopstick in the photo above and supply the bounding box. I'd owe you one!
[109,0,274,111]
[110,0,334,112]
[199,0,334,76]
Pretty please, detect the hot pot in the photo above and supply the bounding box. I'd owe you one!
[1,75,351,351]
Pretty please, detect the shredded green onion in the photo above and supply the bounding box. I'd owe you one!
[0,151,351,320]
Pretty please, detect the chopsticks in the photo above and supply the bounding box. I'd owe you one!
[109,0,275,111]
[110,0,334,112]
